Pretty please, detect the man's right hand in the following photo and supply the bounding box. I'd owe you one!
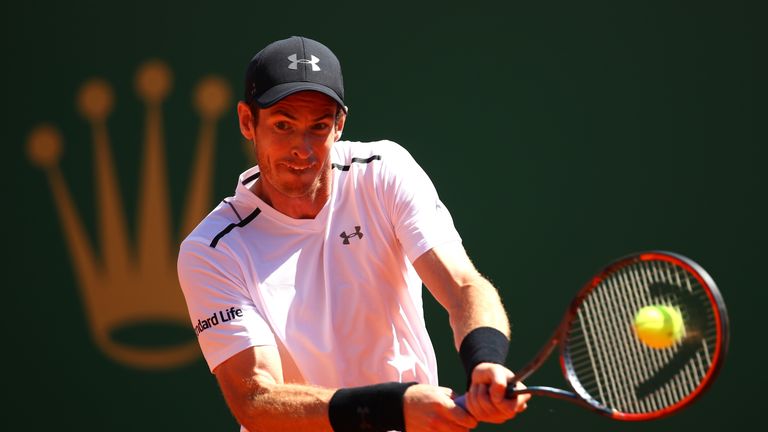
[403,384,478,432]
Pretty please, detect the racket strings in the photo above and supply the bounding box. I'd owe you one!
[565,259,719,415]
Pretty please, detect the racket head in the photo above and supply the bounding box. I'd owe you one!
[559,251,729,420]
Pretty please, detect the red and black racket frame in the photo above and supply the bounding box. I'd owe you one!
[504,251,730,421]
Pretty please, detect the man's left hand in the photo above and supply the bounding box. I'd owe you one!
[464,362,530,424]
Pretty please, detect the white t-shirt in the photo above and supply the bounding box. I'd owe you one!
[178,139,462,390]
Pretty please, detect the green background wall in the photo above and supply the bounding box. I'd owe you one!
[3,0,764,430]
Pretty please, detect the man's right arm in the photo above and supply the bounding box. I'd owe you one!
[215,346,477,432]
[215,345,335,432]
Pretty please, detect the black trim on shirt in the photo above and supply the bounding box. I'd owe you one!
[209,208,262,248]
[332,155,382,171]
[223,199,243,222]
[241,172,260,185]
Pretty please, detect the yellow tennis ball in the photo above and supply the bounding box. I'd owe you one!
[633,305,685,349]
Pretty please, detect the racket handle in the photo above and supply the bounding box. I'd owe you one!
[454,386,521,410]
[454,386,600,413]
[454,394,469,410]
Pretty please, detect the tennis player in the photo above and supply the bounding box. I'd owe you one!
[177,35,529,432]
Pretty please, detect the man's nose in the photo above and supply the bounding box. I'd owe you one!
[291,135,313,159]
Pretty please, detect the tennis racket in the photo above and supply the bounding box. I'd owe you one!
[454,251,729,421]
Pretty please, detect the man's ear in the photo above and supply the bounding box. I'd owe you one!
[334,107,347,142]
[237,101,256,140]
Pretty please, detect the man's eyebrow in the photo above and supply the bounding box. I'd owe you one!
[271,109,297,120]
[313,113,335,122]
[268,110,334,122]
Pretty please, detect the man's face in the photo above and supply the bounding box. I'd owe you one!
[250,91,343,200]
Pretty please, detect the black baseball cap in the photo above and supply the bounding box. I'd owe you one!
[244,36,346,111]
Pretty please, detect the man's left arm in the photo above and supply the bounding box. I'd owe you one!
[413,243,530,424]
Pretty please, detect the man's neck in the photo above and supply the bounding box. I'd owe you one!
[251,172,332,219]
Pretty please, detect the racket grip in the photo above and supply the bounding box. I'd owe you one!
[454,394,468,410]
[454,385,521,410]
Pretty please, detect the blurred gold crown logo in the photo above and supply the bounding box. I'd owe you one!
[26,60,232,369]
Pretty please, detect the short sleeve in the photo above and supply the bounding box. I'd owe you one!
[178,239,276,372]
[382,142,462,262]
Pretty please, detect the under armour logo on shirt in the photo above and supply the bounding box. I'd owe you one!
[288,54,321,71]
[340,226,363,244]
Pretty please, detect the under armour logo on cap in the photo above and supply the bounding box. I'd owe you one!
[288,54,321,71]
[244,36,345,111]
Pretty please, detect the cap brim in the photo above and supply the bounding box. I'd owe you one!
[256,82,346,112]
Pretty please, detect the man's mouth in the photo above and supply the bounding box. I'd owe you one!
[282,161,315,173]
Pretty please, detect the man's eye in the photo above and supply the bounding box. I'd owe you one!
[311,123,330,131]
[275,121,290,131]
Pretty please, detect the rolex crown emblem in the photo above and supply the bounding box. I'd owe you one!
[26,60,231,369]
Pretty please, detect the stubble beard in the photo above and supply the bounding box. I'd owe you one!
[265,156,331,202]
